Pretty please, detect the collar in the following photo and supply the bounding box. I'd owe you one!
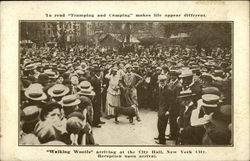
[171,78,178,85]
[95,74,102,79]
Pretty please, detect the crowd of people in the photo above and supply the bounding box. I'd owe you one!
[19,43,232,145]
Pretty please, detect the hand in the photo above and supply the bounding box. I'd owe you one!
[179,128,184,133]
[204,112,214,121]
[165,111,169,115]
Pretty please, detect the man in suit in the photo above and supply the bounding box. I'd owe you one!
[176,90,196,145]
[168,70,182,141]
[155,75,172,145]
[90,65,105,127]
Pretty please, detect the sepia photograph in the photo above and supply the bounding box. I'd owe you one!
[19,21,233,146]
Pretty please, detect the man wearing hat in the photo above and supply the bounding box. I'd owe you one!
[176,90,196,144]
[21,105,40,135]
[90,65,105,127]
[168,70,182,141]
[23,83,47,108]
[151,66,162,111]
[61,95,81,118]
[188,94,220,145]
[47,84,70,102]
[180,69,202,106]
[154,74,172,145]
[202,104,231,145]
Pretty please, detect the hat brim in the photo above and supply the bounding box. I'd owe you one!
[78,85,93,91]
[179,74,193,78]
[62,99,81,107]
[25,92,47,101]
[177,93,196,98]
[200,101,218,108]
[78,90,96,96]
[47,87,70,97]
[24,68,36,71]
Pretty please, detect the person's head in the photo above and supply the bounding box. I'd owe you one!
[181,76,193,86]
[21,105,40,134]
[111,67,118,76]
[125,64,132,73]
[179,70,193,86]
[78,96,92,113]
[177,90,195,106]
[201,94,220,115]
[40,102,62,122]
[200,73,213,87]
[61,95,81,117]
[66,112,85,135]
[34,120,62,144]
[56,75,64,84]
[162,66,169,74]
[158,75,167,87]
[156,67,162,74]
[169,70,179,81]
[70,75,79,85]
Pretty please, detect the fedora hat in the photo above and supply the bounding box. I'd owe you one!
[48,84,70,97]
[25,83,47,101]
[201,94,220,108]
[177,89,196,98]
[179,69,193,78]
[61,95,81,107]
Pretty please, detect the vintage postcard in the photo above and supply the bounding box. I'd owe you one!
[0,1,249,161]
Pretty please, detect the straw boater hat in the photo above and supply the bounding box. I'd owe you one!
[48,84,70,98]
[24,64,36,71]
[177,89,196,98]
[78,81,95,96]
[179,69,193,78]
[44,69,58,79]
[25,83,47,101]
[61,95,81,107]
[200,94,220,108]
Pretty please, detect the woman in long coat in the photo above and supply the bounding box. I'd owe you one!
[105,67,121,120]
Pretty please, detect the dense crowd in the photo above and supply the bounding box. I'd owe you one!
[19,43,232,145]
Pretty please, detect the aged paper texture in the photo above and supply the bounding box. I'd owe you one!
[1,1,249,161]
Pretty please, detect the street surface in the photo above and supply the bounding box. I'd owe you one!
[93,109,175,146]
